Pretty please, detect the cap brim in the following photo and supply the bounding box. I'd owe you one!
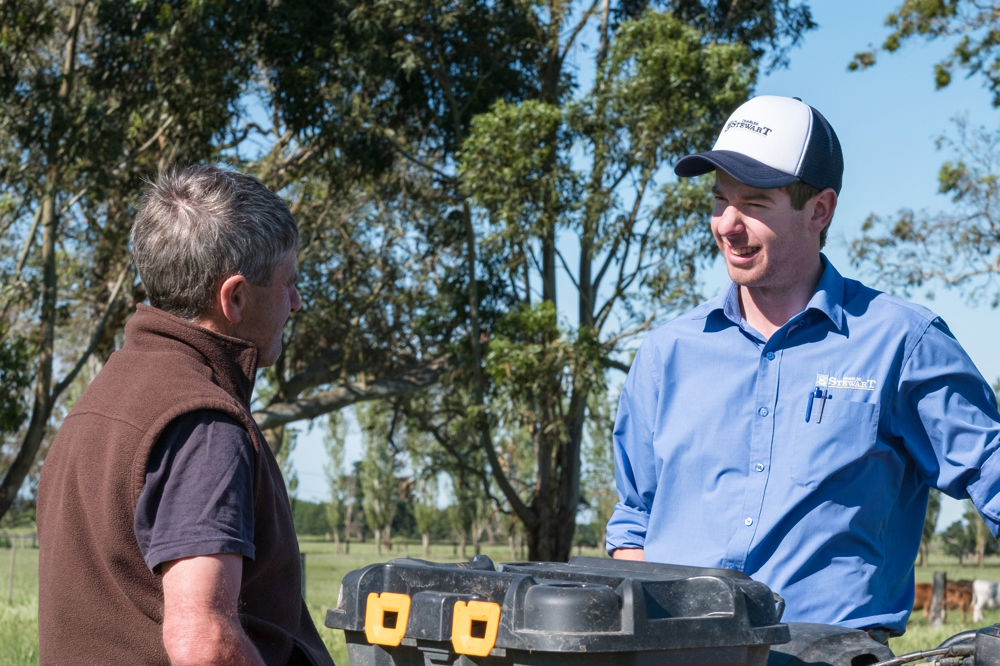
[674,150,800,189]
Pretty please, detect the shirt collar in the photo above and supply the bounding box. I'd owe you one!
[699,255,845,331]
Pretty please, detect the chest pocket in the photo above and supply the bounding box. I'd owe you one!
[791,397,879,489]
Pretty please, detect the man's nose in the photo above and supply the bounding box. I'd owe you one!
[290,287,302,313]
[714,205,745,237]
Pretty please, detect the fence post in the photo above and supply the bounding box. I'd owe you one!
[300,552,306,601]
[930,570,947,627]
[7,535,16,606]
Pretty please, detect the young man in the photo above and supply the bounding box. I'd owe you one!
[37,166,334,665]
[606,95,1000,636]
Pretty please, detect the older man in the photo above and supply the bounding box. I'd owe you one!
[607,96,1000,638]
[37,166,333,665]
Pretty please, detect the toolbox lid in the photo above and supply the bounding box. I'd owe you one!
[326,555,790,654]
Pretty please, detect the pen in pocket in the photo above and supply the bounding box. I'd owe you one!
[805,387,823,423]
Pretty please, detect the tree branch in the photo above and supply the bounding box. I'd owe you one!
[52,260,131,398]
[252,356,452,430]
[602,313,654,349]
[600,357,631,373]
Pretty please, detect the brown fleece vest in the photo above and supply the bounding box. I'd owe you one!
[37,305,333,666]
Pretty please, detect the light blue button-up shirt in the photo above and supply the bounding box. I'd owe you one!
[607,259,1000,634]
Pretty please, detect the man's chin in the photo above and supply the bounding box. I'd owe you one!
[257,344,282,368]
[725,263,766,287]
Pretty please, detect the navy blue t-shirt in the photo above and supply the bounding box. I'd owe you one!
[133,410,256,573]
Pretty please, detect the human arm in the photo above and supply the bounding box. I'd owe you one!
[161,553,265,666]
[894,318,1000,535]
[605,340,661,555]
[612,548,646,561]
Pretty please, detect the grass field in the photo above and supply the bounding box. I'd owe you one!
[4,540,1000,664]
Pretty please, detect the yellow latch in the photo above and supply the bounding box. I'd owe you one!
[364,592,411,647]
[451,600,501,657]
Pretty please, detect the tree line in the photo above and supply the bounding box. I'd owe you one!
[6,0,1000,562]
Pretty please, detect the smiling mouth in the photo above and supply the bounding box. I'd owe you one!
[729,245,761,257]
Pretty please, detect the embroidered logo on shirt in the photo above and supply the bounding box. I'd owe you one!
[816,374,876,391]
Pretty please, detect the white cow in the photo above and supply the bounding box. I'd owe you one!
[972,580,999,622]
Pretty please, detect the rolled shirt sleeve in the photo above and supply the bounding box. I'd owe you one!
[606,340,661,553]
[892,318,1000,537]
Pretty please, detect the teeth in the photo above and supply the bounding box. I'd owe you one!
[731,246,759,256]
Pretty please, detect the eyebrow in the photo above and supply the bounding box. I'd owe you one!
[711,185,775,203]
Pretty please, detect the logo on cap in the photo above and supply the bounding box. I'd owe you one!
[725,118,773,137]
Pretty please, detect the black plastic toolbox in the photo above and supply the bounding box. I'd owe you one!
[325,555,790,666]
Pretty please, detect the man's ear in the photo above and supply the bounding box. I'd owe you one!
[217,274,248,325]
[808,189,838,235]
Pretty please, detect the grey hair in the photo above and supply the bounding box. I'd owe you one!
[132,165,298,320]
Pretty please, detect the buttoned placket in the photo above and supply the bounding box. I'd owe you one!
[723,326,783,571]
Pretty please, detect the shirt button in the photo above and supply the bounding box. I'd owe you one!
[754,463,765,472]
[765,351,775,360]
[744,517,753,526]
[758,407,769,417]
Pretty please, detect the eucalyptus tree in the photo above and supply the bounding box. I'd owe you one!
[847,3,1000,304]
[0,0,264,519]
[324,413,348,551]
[850,1,1000,106]
[245,0,813,562]
[394,1,811,562]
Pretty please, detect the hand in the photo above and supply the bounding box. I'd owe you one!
[161,553,266,666]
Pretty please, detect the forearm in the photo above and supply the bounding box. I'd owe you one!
[612,547,645,561]
[161,554,264,666]
[163,611,265,666]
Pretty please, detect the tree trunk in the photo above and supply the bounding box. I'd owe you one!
[333,531,341,555]
[974,517,987,567]
[375,528,382,556]
[459,532,467,559]
[383,525,392,552]
[930,571,947,627]
[0,2,86,522]
[422,532,430,557]
[509,531,517,560]
[263,426,284,455]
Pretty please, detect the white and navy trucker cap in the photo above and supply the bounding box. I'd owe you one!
[674,95,843,194]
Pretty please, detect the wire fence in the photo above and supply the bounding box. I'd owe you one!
[1,532,37,606]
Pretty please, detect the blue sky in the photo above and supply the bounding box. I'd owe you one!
[289,0,1000,530]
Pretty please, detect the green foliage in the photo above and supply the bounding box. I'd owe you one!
[572,522,604,548]
[583,381,619,551]
[275,427,300,499]
[939,504,998,564]
[413,470,439,538]
[941,519,975,562]
[848,0,1000,106]
[850,117,1000,305]
[0,334,31,436]
[460,100,575,235]
[291,499,332,536]
[324,413,348,540]
[357,403,400,544]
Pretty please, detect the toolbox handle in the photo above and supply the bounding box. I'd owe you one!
[364,592,411,647]
[451,600,501,657]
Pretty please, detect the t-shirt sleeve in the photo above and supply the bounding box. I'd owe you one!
[133,410,256,573]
